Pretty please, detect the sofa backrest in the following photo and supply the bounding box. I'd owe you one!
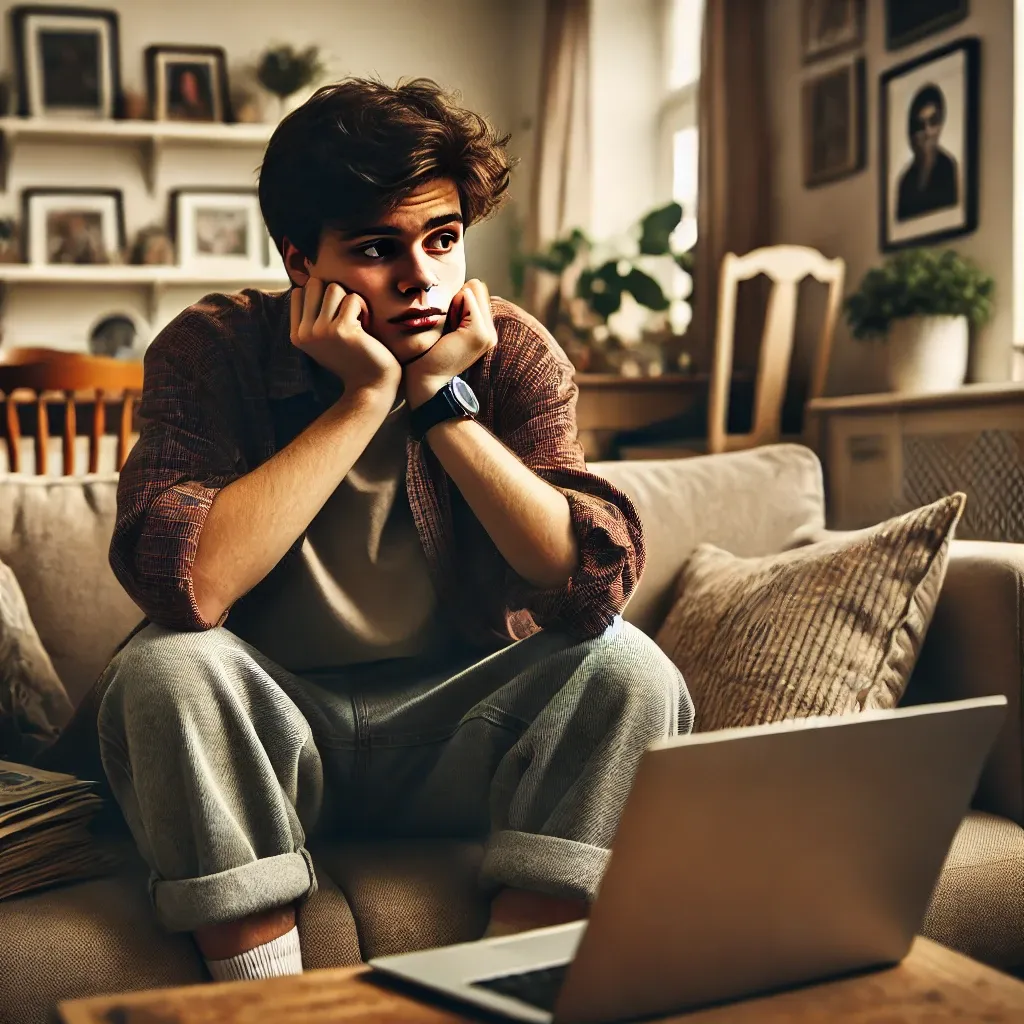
[593,444,826,636]
[0,444,826,708]
[0,475,139,707]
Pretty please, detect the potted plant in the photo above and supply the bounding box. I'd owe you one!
[844,248,994,393]
[256,45,326,120]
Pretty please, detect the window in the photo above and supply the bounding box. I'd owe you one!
[660,0,704,253]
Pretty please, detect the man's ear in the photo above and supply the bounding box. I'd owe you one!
[281,238,312,287]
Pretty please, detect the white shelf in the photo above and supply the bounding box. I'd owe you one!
[0,117,275,193]
[0,264,287,286]
[0,264,289,321]
[0,116,274,145]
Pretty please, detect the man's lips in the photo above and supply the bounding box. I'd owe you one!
[388,307,443,327]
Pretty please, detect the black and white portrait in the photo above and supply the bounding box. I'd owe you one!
[880,38,979,251]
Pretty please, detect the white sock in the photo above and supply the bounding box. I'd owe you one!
[205,926,303,981]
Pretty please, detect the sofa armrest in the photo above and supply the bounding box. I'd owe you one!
[904,540,1024,825]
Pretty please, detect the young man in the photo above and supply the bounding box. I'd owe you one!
[99,77,692,982]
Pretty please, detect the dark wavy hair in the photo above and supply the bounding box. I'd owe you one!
[258,76,513,259]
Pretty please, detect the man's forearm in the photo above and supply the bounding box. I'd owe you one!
[191,386,395,625]
[424,417,579,589]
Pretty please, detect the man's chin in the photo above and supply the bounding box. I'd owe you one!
[389,330,442,365]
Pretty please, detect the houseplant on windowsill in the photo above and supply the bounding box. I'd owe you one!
[844,248,994,393]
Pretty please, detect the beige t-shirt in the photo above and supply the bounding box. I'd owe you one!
[226,404,447,674]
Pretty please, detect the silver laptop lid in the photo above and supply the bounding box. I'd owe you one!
[556,696,1006,1024]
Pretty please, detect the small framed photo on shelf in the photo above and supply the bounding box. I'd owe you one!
[171,189,264,271]
[801,0,865,64]
[802,58,866,187]
[11,5,121,119]
[22,187,125,265]
[885,0,968,51]
[879,37,980,251]
[146,45,232,122]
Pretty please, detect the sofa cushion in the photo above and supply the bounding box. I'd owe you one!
[923,811,1024,969]
[593,444,825,637]
[310,839,488,958]
[0,559,72,763]
[0,476,140,707]
[656,494,964,731]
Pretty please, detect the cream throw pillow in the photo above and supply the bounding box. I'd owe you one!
[0,559,73,763]
[654,494,965,732]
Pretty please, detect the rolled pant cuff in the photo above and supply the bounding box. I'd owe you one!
[481,829,610,903]
[150,848,317,933]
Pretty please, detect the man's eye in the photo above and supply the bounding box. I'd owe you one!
[359,240,393,260]
[433,231,459,251]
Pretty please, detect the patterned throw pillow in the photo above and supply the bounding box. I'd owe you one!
[0,559,73,763]
[654,494,965,732]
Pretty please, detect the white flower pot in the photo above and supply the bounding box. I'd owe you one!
[886,315,969,393]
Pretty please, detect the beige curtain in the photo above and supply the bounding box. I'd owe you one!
[525,0,592,324]
[693,0,771,372]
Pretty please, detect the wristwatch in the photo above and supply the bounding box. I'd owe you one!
[410,377,480,442]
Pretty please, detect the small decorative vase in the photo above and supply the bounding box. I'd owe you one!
[886,315,969,393]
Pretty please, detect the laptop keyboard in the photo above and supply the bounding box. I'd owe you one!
[471,962,569,1011]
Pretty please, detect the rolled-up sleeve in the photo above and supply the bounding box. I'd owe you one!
[110,315,243,631]
[492,309,645,639]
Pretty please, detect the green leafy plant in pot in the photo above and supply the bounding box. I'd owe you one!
[511,202,695,373]
[844,248,993,393]
[256,44,326,119]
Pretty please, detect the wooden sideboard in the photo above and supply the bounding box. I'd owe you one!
[805,384,1024,540]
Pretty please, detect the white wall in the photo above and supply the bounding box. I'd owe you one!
[0,0,542,350]
[767,0,1015,394]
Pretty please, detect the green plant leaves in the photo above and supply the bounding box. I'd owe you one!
[844,248,995,340]
[638,202,683,255]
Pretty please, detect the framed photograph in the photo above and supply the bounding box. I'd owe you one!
[11,5,121,119]
[146,45,231,123]
[886,0,969,51]
[802,58,866,187]
[22,187,125,265]
[171,189,264,271]
[879,37,979,251]
[802,0,865,64]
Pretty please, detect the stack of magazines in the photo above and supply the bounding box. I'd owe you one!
[0,759,115,901]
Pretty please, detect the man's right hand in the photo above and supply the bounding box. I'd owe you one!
[289,279,401,398]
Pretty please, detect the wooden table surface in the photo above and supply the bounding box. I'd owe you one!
[59,937,1024,1023]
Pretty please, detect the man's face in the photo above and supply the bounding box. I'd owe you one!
[304,178,467,366]
[910,102,942,159]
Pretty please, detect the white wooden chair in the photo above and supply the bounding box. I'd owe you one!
[619,244,846,458]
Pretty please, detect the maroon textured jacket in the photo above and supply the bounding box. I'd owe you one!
[110,290,645,649]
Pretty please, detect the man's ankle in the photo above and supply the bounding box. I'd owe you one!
[486,888,589,938]
[194,904,297,961]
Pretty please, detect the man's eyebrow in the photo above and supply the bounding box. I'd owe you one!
[341,212,464,240]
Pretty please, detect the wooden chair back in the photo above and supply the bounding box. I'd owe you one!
[0,348,143,474]
[708,244,845,454]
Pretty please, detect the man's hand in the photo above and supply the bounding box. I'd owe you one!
[405,279,497,409]
[290,279,401,399]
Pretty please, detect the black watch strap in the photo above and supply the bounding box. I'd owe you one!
[410,379,476,441]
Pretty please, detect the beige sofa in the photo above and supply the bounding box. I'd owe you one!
[1,443,1022,1024]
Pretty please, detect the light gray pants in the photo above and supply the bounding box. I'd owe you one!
[96,618,691,933]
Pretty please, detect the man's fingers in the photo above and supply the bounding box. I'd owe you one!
[289,287,303,341]
[301,277,325,326]
[317,282,346,324]
[337,292,368,331]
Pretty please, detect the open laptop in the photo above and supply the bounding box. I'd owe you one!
[370,696,1007,1024]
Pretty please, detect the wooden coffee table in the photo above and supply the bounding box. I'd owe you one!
[59,937,1024,1023]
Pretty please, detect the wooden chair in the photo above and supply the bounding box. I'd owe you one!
[619,244,845,458]
[0,348,143,475]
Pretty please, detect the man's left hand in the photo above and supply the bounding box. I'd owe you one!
[404,279,497,409]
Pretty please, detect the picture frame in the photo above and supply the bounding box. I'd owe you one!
[170,189,264,271]
[801,0,865,64]
[11,4,121,119]
[879,37,980,252]
[802,58,866,188]
[145,45,232,123]
[885,0,969,51]
[22,187,125,265]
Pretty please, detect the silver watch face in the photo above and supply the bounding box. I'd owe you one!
[451,377,480,415]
